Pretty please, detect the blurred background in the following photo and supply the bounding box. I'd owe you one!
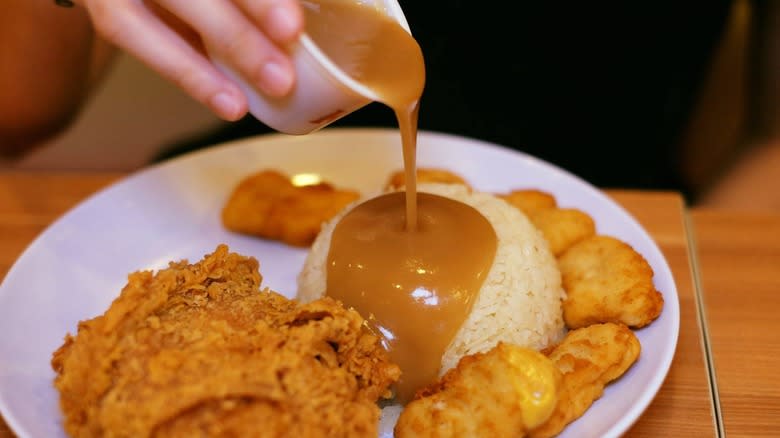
[3,0,778,211]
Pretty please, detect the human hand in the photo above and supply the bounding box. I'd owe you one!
[78,0,304,121]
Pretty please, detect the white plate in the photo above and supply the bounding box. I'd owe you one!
[0,127,679,438]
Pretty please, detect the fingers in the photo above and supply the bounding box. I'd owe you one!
[157,0,299,97]
[238,0,304,43]
[85,0,248,121]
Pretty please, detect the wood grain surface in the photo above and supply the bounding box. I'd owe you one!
[0,173,719,437]
[692,209,780,437]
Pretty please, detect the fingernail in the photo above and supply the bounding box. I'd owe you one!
[260,62,294,97]
[211,92,242,120]
[267,5,300,41]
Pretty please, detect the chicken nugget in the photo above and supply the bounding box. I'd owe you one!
[221,170,360,246]
[530,323,641,438]
[529,208,596,257]
[498,189,557,217]
[395,343,562,438]
[558,235,664,329]
[385,167,471,190]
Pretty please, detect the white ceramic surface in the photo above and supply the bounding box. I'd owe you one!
[0,128,679,438]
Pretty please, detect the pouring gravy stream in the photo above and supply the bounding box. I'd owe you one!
[305,0,497,402]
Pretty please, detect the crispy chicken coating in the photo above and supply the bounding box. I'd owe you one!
[558,235,664,329]
[497,189,595,257]
[51,245,399,438]
[530,323,641,438]
[529,208,596,257]
[385,168,471,191]
[395,343,562,438]
[498,189,557,217]
[221,170,360,247]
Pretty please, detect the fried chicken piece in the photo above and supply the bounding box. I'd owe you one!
[385,168,471,191]
[498,189,557,217]
[395,343,562,438]
[530,323,641,438]
[51,245,399,438]
[498,190,594,256]
[222,169,360,247]
[529,208,596,257]
[558,235,664,329]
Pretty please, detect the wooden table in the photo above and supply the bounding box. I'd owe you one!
[692,209,780,437]
[2,171,776,437]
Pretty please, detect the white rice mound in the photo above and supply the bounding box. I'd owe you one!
[296,183,566,375]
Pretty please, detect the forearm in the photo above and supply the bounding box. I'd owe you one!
[0,0,116,156]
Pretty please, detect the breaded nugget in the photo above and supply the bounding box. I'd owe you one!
[385,167,471,190]
[498,189,557,217]
[51,245,400,438]
[558,235,664,329]
[529,208,596,257]
[395,343,562,438]
[530,323,641,438]
[221,169,360,246]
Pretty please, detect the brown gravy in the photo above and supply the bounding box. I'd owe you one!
[303,0,424,230]
[306,0,498,401]
[327,192,497,402]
